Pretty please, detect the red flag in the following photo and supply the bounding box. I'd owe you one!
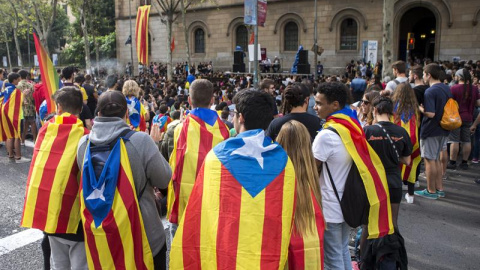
[171,37,175,53]
[249,32,255,45]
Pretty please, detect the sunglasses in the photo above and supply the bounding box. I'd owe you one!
[361,100,370,105]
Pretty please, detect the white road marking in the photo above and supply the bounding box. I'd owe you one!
[0,229,44,256]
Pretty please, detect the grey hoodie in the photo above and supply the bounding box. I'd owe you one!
[77,117,171,256]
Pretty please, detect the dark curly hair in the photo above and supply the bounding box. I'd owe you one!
[282,83,310,114]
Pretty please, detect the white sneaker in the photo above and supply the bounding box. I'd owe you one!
[405,193,414,204]
[15,157,31,164]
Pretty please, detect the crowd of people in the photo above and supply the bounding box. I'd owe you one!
[1,57,479,270]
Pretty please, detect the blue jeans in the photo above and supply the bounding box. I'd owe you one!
[324,222,352,270]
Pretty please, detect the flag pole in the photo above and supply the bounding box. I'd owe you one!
[129,0,134,76]
[313,0,318,80]
[253,0,259,88]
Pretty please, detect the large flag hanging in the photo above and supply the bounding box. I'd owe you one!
[80,136,154,270]
[33,32,59,114]
[395,112,421,184]
[21,113,88,233]
[170,129,296,269]
[287,191,325,270]
[324,108,394,239]
[136,5,151,65]
[166,108,230,225]
[1,83,23,139]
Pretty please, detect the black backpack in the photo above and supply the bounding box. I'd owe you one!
[325,127,369,228]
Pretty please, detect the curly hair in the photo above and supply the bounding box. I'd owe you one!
[281,83,310,114]
[391,82,419,122]
[122,80,140,98]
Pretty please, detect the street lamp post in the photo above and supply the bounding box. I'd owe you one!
[253,0,259,88]
[313,0,318,80]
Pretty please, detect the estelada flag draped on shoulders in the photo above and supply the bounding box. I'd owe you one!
[136,5,151,65]
[324,108,394,239]
[170,129,296,270]
[21,113,88,233]
[287,190,325,270]
[0,93,7,142]
[80,135,153,270]
[33,32,59,114]
[394,110,421,184]
[153,114,172,133]
[167,108,230,224]
[126,96,147,131]
[1,83,23,139]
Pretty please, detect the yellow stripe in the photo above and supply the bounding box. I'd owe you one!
[21,123,59,230]
[79,188,95,270]
[280,160,296,268]
[199,153,221,270]
[166,123,182,219]
[235,186,266,268]
[303,224,321,269]
[44,124,84,232]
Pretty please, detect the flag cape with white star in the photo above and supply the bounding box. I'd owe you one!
[287,190,325,270]
[166,108,230,224]
[1,83,23,139]
[170,129,297,269]
[21,113,88,233]
[324,107,394,239]
[394,111,421,184]
[80,135,153,270]
[152,114,172,133]
[126,96,147,131]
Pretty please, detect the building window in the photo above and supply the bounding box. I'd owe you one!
[340,18,357,50]
[194,28,205,53]
[284,22,298,51]
[235,25,248,51]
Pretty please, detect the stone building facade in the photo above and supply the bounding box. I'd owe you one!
[115,0,480,75]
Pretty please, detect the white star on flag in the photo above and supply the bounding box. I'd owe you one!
[86,183,106,202]
[127,100,139,115]
[231,131,276,169]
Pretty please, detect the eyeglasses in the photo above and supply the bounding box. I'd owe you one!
[361,100,370,105]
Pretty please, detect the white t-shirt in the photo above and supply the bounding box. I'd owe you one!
[385,76,409,92]
[312,129,353,223]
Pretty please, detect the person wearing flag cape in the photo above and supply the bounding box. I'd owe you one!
[312,82,394,269]
[166,79,230,239]
[170,90,297,269]
[76,91,171,270]
[21,87,89,269]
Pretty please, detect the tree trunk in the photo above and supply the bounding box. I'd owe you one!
[167,17,173,81]
[180,0,191,67]
[13,29,22,67]
[81,0,91,72]
[382,0,394,79]
[94,35,100,73]
[4,33,12,71]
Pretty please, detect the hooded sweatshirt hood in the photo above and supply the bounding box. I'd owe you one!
[89,116,130,145]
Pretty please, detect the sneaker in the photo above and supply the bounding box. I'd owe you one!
[405,193,414,204]
[436,190,445,198]
[415,181,420,188]
[446,163,457,170]
[472,159,479,164]
[15,157,31,164]
[414,189,438,199]
[458,163,468,170]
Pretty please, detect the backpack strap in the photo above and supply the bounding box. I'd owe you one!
[324,126,342,203]
[374,123,400,163]
[393,79,400,85]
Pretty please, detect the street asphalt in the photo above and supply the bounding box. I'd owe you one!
[0,141,479,269]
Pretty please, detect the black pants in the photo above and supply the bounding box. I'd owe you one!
[153,242,167,270]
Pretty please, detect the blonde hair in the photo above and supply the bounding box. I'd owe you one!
[276,120,322,236]
[122,79,140,98]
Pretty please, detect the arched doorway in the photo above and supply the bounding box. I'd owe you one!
[398,7,436,62]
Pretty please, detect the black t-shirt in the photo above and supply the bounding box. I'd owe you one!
[364,121,412,189]
[420,83,452,139]
[83,83,97,116]
[266,112,322,142]
[80,103,93,126]
[413,84,428,106]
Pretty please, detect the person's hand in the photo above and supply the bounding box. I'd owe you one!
[154,187,163,201]
[419,104,425,114]
[470,124,477,134]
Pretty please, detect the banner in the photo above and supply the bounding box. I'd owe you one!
[362,40,378,65]
[34,55,39,67]
[52,54,58,66]
[261,48,267,61]
[248,44,262,62]
[258,0,267,27]
[244,0,257,25]
[18,56,22,67]
[2,57,6,67]
[135,5,151,65]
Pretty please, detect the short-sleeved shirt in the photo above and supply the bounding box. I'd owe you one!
[350,78,367,93]
[421,83,452,139]
[385,77,409,92]
[266,112,321,142]
[450,84,479,122]
[364,122,412,188]
[17,80,36,117]
[312,129,352,223]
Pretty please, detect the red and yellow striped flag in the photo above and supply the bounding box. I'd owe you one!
[324,108,394,239]
[1,84,23,139]
[33,32,59,114]
[21,113,88,233]
[287,191,325,270]
[0,94,5,142]
[136,5,151,65]
[395,113,421,184]
[170,129,296,269]
[167,108,230,224]
[80,136,154,270]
